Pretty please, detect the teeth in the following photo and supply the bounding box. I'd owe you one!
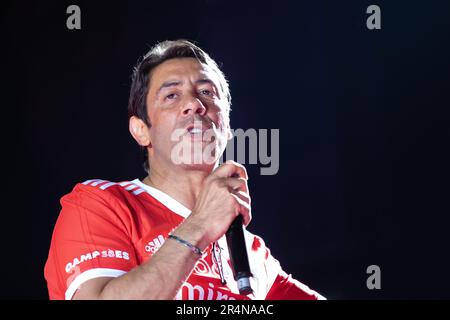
[189,128,202,134]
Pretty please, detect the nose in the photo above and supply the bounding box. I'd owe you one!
[181,96,207,116]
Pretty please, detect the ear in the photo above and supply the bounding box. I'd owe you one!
[129,116,151,147]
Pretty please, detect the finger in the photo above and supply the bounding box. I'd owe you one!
[229,193,252,226]
[235,190,251,205]
[233,191,251,221]
[213,160,248,180]
[225,177,248,193]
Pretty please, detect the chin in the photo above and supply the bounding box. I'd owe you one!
[176,162,217,172]
[170,141,223,168]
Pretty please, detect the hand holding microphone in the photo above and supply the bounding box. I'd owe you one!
[185,161,253,294]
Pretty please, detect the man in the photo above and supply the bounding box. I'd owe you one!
[44,39,325,300]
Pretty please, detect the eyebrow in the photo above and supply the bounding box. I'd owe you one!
[156,78,218,98]
[155,80,182,98]
[196,78,215,87]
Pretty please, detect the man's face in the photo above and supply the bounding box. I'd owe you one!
[145,57,231,170]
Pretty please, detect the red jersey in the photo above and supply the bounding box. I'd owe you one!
[44,178,324,300]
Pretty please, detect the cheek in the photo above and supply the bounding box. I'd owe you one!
[149,112,177,140]
[215,112,230,132]
[212,116,231,149]
[208,103,229,126]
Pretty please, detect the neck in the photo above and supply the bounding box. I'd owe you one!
[143,160,216,210]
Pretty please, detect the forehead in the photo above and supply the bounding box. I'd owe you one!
[149,57,220,90]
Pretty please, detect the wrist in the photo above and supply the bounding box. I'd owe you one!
[174,216,210,251]
[168,234,203,256]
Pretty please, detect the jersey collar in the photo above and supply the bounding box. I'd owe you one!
[130,178,191,219]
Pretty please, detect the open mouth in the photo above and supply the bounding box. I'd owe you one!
[185,122,211,135]
[183,122,217,143]
[187,127,203,134]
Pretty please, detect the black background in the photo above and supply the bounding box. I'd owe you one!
[1,0,450,299]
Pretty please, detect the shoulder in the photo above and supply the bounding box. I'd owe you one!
[243,231,326,300]
[57,178,149,226]
[62,178,146,205]
[77,178,146,195]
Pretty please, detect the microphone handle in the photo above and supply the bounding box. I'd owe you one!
[226,215,253,295]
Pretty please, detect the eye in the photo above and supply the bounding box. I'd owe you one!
[165,93,178,100]
[201,89,215,96]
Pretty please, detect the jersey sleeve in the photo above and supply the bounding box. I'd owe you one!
[44,183,138,300]
[265,270,326,300]
[247,233,325,300]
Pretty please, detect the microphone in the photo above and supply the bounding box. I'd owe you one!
[226,214,253,295]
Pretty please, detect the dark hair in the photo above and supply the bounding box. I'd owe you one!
[127,39,231,172]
